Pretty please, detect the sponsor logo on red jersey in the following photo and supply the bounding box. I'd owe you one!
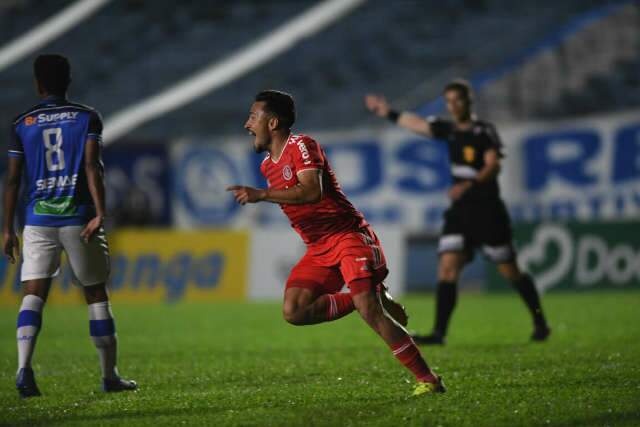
[261,133,367,244]
[283,165,293,181]
[293,136,312,165]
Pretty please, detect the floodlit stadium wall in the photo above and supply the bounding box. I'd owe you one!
[1,109,639,305]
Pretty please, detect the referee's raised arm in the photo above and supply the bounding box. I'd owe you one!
[364,94,434,138]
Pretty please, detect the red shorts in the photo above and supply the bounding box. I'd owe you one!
[286,226,388,296]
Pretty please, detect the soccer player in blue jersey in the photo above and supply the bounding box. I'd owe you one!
[2,54,136,398]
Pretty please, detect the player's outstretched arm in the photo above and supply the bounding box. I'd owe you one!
[227,169,323,206]
[476,149,501,183]
[81,138,106,242]
[364,94,434,138]
[2,157,22,263]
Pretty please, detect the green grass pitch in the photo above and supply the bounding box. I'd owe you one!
[0,292,639,426]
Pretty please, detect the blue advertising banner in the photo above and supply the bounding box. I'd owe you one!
[103,142,171,226]
[172,110,640,231]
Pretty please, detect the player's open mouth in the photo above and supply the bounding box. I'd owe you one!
[247,130,256,136]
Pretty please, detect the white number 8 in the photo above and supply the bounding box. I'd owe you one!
[43,128,65,171]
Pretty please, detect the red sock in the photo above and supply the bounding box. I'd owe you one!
[326,293,355,321]
[390,335,436,383]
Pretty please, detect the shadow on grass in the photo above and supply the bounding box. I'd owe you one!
[549,410,640,427]
[8,402,639,427]
[3,392,436,427]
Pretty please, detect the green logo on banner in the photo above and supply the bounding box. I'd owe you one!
[34,196,77,216]
[487,222,640,292]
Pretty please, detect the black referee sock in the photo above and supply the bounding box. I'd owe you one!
[433,281,457,337]
[512,274,547,329]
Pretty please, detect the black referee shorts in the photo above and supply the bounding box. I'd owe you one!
[438,198,515,263]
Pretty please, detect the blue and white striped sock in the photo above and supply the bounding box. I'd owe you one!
[88,301,119,380]
[17,295,45,370]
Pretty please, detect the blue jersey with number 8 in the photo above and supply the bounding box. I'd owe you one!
[9,96,103,227]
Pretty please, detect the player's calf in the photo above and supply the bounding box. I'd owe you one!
[88,300,118,379]
[350,280,443,391]
[85,285,136,391]
[351,282,405,342]
[16,293,45,398]
[377,283,408,327]
[16,294,44,371]
[497,263,550,339]
[283,287,355,326]
[282,294,355,325]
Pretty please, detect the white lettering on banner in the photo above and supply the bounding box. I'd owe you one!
[519,224,640,292]
[518,225,574,293]
[576,237,640,286]
[173,109,640,230]
[575,236,608,285]
[607,245,638,284]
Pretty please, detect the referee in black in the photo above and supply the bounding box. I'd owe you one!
[365,80,550,345]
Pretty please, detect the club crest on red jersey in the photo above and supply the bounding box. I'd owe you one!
[283,165,293,181]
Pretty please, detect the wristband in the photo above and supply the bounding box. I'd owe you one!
[387,110,400,123]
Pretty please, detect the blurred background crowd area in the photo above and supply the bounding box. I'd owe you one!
[0,0,638,138]
[0,0,638,303]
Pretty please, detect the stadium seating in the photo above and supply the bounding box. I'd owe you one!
[478,2,640,121]
[0,0,635,141]
[0,0,310,133]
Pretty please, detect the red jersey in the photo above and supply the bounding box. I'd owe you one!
[260,133,367,245]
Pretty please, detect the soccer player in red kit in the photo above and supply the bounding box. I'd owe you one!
[227,90,445,396]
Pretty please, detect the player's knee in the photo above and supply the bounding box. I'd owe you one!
[438,264,460,282]
[498,262,522,282]
[22,279,52,301]
[282,303,305,326]
[83,283,108,305]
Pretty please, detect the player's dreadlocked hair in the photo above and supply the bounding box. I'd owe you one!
[34,54,71,96]
[444,79,474,105]
[255,90,296,129]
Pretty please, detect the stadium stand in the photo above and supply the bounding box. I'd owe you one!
[476,2,640,121]
[0,0,636,141]
[0,0,311,134]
